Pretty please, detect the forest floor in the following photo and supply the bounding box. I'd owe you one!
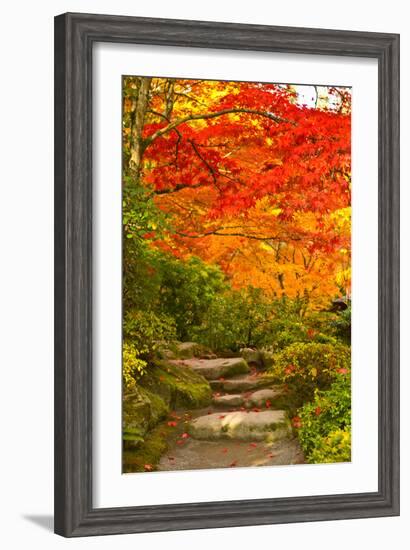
[157,355,304,471]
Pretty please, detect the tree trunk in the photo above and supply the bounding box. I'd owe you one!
[129,77,152,175]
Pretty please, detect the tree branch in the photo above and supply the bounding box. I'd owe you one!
[175,229,302,242]
[154,182,207,195]
[144,108,295,146]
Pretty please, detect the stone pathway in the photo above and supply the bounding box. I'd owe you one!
[158,355,304,471]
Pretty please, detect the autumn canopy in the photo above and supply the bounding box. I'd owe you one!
[123,76,351,310]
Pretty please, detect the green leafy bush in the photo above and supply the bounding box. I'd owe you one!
[122,341,149,390]
[261,305,348,351]
[191,286,276,351]
[192,293,343,353]
[264,318,307,351]
[123,309,176,357]
[330,306,351,344]
[296,373,351,463]
[156,255,226,341]
[122,309,176,389]
[308,429,351,463]
[269,341,350,405]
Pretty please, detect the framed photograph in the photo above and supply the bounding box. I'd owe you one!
[54,12,400,537]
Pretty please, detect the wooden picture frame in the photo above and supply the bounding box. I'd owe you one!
[54,12,400,537]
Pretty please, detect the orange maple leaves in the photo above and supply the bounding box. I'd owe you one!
[124,76,351,308]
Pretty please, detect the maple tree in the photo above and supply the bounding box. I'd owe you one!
[123,76,351,314]
[122,80,352,471]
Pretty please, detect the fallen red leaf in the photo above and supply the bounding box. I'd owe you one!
[181,432,190,439]
[176,440,184,445]
[167,421,177,427]
[222,448,228,453]
[291,416,302,429]
[307,328,316,339]
[229,460,238,467]
[249,442,258,448]
[265,400,272,408]
[219,415,226,419]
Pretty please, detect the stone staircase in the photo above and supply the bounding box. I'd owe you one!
[157,354,304,470]
[175,356,290,441]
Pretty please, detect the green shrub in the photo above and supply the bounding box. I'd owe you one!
[192,293,346,353]
[122,341,149,390]
[330,306,351,344]
[296,373,351,463]
[157,256,226,341]
[123,309,176,359]
[262,310,341,353]
[308,429,351,463]
[269,342,350,405]
[123,309,176,389]
[313,332,338,345]
[265,318,307,351]
[191,286,278,351]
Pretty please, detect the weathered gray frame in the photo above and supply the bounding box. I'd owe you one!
[54,12,400,537]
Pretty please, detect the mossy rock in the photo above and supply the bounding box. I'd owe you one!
[240,348,263,366]
[260,350,276,369]
[156,341,214,360]
[123,421,171,473]
[122,357,212,470]
[141,360,212,409]
[123,386,169,449]
[170,357,249,381]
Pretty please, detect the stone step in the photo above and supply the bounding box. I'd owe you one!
[157,436,305,471]
[169,357,249,381]
[188,410,291,441]
[210,373,273,393]
[213,387,284,408]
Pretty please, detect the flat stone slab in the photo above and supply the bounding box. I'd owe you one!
[246,388,284,407]
[213,394,245,407]
[189,410,291,441]
[157,436,305,471]
[212,388,284,408]
[171,357,249,381]
[211,373,273,393]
